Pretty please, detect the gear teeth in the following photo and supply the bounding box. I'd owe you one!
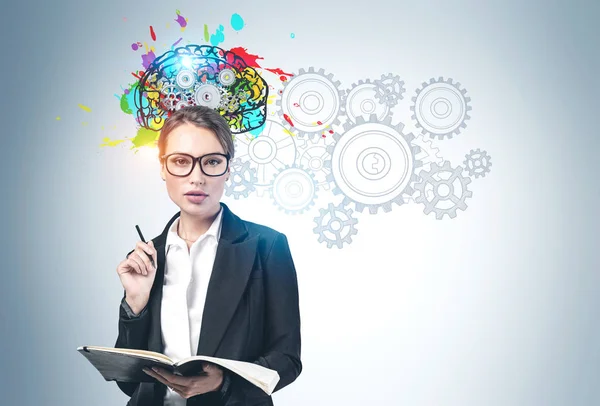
[414,160,473,219]
[313,203,359,249]
[411,76,471,140]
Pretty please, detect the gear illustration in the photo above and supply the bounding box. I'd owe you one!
[414,161,473,219]
[463,148,492,179]
[224,158,257,199]
[324,114,422,214]
[404,134,444,203]
[269,165,318,214]
[411,77,472,140]
[233,118,298,197]
[342,79,392,123]
[296,135,333,191]
[373,73,405,108]
[313,203,359,249]
[275,67,343,138]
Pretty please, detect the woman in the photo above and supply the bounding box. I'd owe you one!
[114,106,302,406]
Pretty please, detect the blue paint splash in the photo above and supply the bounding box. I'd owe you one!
[231,13,244,31]
[210,24,225,46]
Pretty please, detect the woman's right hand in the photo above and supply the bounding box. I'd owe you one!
[116,240,158,313]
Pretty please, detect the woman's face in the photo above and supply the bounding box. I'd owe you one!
[160,123,229,218]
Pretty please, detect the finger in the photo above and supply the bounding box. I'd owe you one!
[128,253,146,275]
[152,367,190,386]
[144,368,186,391]
[133,248,154,274]
[137,241,156,261]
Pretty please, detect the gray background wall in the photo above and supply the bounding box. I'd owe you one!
[1,0,599,404]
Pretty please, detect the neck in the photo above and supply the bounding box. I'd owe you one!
[178,206,221,241]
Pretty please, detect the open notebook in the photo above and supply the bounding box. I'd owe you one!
[77,346,279,395]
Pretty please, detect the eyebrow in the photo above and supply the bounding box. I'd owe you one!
[167,151,226,155]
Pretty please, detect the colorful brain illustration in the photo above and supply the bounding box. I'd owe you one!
[133,45,268,134]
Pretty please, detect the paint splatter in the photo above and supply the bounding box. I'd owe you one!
[141,50,156,69]
[283,113,294,127]
[265,67,294,77]
[204,24,209,42]
[231,13,244,31]
[150,26,156,41]
[172,37,183,47]
[56,116,61,120]
[132,127,159,148]
[228,47,263,68]
[78,104,91,112]
[100,137,126,147]
[123,17,127,22]
[175,10,187,29]
[210,24,225,46]
[290,33,295,39]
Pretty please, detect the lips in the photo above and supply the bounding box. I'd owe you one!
[185,190,207,196]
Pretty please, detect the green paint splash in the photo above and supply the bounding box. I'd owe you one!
[204,24,209,42]
[131,127,159,148]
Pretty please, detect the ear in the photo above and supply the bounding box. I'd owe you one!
[160,162,166,181]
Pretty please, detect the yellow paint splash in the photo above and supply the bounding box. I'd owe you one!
[267,95,276,104]
[56,116,61,120]
[283,128,295,137]
[78,104,91,112]
[100,137,126,147]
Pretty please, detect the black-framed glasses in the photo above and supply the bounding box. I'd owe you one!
[160,152,230,177]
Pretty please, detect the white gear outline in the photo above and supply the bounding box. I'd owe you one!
[269,165,318,214]
[275,67,343,138]
[224,158,257,199]
[324,114,422,214]
[342,78,392,123]
[463,148,492,179]
[233,118,298,197]
[411,77,472,140]
[296,135,333,191]
[373,73,405,108]
[313,203,359,249]
[414,161,473,219]
[404,134,444,203]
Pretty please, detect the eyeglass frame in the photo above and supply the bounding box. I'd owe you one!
[160,152,231,177]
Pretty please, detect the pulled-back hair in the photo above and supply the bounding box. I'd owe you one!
[157,106,235,162]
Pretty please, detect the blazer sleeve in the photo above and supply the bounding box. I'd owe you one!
[114,248,152,397]
[224,232,302,404]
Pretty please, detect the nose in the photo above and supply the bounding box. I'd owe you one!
[189,158,205,184]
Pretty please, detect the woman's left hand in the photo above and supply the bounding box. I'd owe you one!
[143,363,224,399]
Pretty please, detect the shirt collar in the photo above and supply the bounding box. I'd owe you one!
[166,207,224,249]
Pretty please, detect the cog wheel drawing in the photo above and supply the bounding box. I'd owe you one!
[269,165,318,214]
[313,203,359,249]
[342,79,392,123]
[463,148,492,179]
[414,161,473,219]
[218,68,236,86]
[411,77,472,139]
[373,73,405,108]
[276,67,343,138]
[194,83,222,109]
[324,114,422,214]
[404,134,444,203]
[224,158,257,199]
[296,135,333,191]
[176,69,196,89]
[234,118,298,197]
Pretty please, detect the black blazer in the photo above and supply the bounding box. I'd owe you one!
[114,203,302,406]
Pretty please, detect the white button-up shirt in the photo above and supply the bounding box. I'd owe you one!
[161,208,223,406]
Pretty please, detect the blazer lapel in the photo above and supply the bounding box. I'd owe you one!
[196,203,258,357]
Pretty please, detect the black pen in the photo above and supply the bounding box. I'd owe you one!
[135,225,156,269]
